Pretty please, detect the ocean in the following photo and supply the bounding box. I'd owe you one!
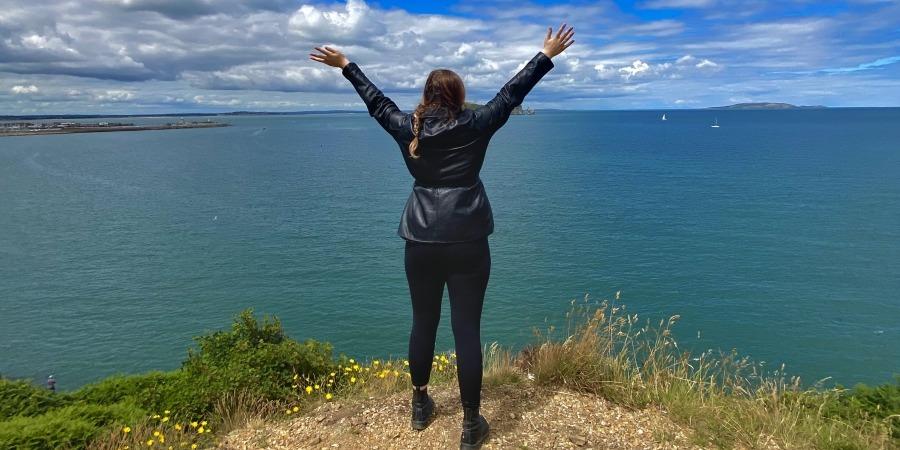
[1,109,898,390]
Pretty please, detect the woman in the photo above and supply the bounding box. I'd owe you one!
[310,23,574,449]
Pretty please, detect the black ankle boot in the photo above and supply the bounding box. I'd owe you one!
[460,406,490,449]
[410,388,435,430]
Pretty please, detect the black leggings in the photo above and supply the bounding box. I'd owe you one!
[405,236,491,409]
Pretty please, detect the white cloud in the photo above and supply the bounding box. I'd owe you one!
[619,60,651,80]
[0,0,897,113]
[11,85,39,94]
[94,90,135,102]
[642,0,716,9]
[288,0,386,44]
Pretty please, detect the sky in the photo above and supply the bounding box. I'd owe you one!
[1,0,898,114]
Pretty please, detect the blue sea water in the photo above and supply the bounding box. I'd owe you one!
[1,109,898,390]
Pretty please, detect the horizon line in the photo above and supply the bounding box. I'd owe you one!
[4,105,900,120]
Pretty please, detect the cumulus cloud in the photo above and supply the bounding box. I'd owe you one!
[11,85,40,94]
[641,0,716,8]
[619,60,651,79]
[94,90,135,102]
[0,0,898,113]
[288,0,386,43]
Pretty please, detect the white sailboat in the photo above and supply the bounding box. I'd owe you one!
[661,113,667,121]
[710,117,720,128]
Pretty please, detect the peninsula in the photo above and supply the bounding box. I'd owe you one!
[0,120,228,137]
[464,101,535,114]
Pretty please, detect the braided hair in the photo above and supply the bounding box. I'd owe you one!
[408,69,466,159]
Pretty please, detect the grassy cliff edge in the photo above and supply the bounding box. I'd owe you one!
[1,295,897,449]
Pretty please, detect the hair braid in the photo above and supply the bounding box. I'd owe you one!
[407,68,465,159]
[408,103,429,159]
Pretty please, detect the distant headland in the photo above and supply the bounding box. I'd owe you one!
[464,101,535,115]
[709,102,827,110]
[0,119,228,137]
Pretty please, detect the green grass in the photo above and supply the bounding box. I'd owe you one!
[520,293,897,449]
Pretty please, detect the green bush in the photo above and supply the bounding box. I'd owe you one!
[0,378,69,420]
[0,309,337,448]
[71,371,185,417]
[177,309,335,416]
[0,402,145,449]
[823,376,900,438]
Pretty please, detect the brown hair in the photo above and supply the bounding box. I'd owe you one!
[408,69,465,159]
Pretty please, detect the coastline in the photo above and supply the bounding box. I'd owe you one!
[0,122,228,137]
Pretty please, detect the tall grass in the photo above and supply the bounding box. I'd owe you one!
[520,292,896,449]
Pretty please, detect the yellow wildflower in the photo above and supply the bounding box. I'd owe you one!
[373,360,380,366]
[305,386,313,394]
[403,360,409,366]
[349,358,355,364]
[325,393,333,400]
[197,427,205,434]
[191,445,198,450]
[164,410,170,414]
[147,440,154,446]
[153,431,161,437]
[329,372,336,377]
[174,424,182,431]
[200,421,207,426]
[286,409,293,415]
[161,416,169,423]
[292,406,299,412]
[314,384,320,390]
[393,370,399,376]
[152,414,161,419]
[190,421,198,428]
[122,426,131,434]
[293,374,299,380]
[350,377,356,383]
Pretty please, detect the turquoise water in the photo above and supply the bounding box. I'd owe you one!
[1,109,898,390]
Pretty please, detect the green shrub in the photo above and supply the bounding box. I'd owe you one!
[0,402,144,449]
[0,378,70,420]
[822,376,900,438]
[71,371,185,417]
[177,309,335,416]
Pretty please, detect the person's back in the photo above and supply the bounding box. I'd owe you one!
[309,23,574,449]
[339,46,557,243]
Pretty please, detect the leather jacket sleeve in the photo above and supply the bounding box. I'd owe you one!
[473,51,554,133]
[341,62,409,140]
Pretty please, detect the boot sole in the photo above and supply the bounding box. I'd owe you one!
[411,399,435,431]
[459,423,490,449]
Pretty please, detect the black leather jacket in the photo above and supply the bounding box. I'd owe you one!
[341,51,555,243]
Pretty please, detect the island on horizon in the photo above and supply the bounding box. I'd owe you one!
[709,102,827,110]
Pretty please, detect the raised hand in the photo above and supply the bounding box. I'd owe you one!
[309,46,350,69]
[542,23,575,58]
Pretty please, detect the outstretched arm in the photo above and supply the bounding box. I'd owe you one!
[473,23,574,133]
[309,46,407,138]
